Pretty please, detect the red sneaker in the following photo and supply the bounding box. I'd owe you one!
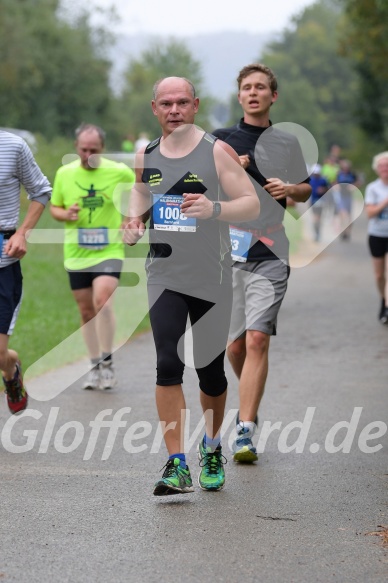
[2,360,28,414]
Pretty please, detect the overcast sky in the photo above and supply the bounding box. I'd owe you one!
[87,0,314,36]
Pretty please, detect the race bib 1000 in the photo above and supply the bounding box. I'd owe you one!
[152,194,196,232]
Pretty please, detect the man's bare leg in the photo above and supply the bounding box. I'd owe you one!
[0,337,18,380]
[228,330,270,421]
[156,384,186,455]
[72,288,100,359]
[153,384,194,496]
[0,338,27,414]
[198,388,228,490]
[227,330,270,462]
[200,389,227,440]
[93,276,119,355]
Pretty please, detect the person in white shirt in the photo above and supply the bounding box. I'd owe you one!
[364,151,388,324]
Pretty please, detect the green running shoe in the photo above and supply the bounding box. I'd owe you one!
[153,458,194,496]
[197,438,227,491]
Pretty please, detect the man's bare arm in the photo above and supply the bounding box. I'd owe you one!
[265,178,311,203]
[122,149,151,245]
[5,200,46,259]
[181,141,259,221]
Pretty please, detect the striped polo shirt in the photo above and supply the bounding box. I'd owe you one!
[0,130,51,267]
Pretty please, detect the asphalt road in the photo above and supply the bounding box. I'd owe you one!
[0,209,387,582]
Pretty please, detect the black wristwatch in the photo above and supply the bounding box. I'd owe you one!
[211,201,222,220]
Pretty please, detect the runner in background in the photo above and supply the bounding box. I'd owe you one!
[321,153,340,218]
[134,132,150,152]
[213,63,311,463]
[335,159,359,241]
[121,133,135,154]
[364,151,388,324]
[51,124,134,390]
[310,164,329,242]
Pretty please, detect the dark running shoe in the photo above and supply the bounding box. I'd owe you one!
[380,307,388,325]
[2,360,28,415]
[379,299,386,322]
[197,438,227,491]
[153,458,194,496]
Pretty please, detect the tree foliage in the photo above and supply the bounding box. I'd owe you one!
[257,1,357,157]
[340,0,388,80]
[0,0,112,139]
[4,0,383,172]
[339,0,388,142]
[0,1,211,147]
[118,40,211,140]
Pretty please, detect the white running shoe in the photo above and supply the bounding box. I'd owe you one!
[233,412,259,463]
[99,361,117,390]
[82,366,101,390]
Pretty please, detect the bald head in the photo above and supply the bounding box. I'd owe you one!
[75,126,104,169]
[151,76,200,136]
[153,77,196,100]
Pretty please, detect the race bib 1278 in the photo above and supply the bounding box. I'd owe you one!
[78,227,108,249]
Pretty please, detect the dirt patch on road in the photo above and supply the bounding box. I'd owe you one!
[366,525,388,548]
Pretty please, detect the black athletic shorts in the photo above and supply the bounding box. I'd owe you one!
[0,262,23,335]
[67,259,123,290]
[148,285,232,396]
[368,235,388,258]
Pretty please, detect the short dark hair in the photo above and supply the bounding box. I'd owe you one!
[153,77,196,100]
[75,123,106,146]
[237,64,278,93]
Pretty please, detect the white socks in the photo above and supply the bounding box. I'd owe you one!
[237,420,257,437]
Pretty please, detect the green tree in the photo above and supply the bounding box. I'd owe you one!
[118,39,211,140]
[339,0,388,142]
[339,0,388,80]
[258,1,357,156]
[0,0,113,138]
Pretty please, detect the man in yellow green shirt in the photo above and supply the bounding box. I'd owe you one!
[51,123,135,390]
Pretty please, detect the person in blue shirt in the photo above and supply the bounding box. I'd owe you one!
[335,159,359,240]
[310,164,329,241]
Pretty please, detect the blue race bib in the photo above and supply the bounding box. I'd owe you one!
[78,227,108,249]
[153,194,196,232]
[229,227,252,263]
